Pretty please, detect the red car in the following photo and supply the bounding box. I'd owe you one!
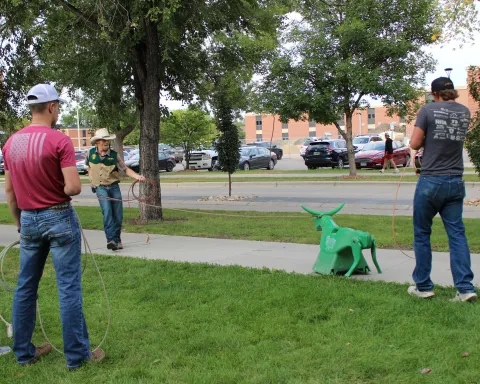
[355,141,411,169]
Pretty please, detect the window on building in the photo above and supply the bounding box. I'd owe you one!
[282,132,289,140]
[83,139,87,146]
[368,108,375,124]
[282,122,288,129]
[256,115,262,127]
[400,116,406,123]
[309,130,316,137]
[309,119,316,127]
[337,118,344,126]
[256,134,262,141]
[82,130,87,138]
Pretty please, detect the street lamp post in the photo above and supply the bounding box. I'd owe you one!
[444,67,453,78]
[76,91,81,150]
[357,112,362,135]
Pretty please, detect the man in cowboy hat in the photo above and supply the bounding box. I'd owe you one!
[3,83,103,369]
[86,128,145,251]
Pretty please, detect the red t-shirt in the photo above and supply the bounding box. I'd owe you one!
[3,125,77,210]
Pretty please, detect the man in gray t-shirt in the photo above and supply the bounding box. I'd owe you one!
[408,76,476,303]
[414,100,470,176]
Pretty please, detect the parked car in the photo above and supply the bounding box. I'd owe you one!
[352,135,383,151]
[303,139,348,169]
[238,146,277,170]
[158,143,175,156]
[75,154,88,175]
[182,148,218,171]
[172,146,184,163]
[300,137,318,157]
[125,150,176,173]
[247,142,283,160]
[355,141,411,169]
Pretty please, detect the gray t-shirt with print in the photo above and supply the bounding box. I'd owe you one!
[415,101,470,176]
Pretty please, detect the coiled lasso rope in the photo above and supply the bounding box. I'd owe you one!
[0,209,110,355]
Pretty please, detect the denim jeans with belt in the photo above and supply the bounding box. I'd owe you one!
[13,205,91,368]
[96,183,123,244]
[413,175,475,293]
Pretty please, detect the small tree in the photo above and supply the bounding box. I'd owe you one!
[212,76,241,196]
[161,107,216,169]
[466,66,480,175]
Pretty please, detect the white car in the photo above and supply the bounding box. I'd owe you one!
[182,148,218,171]
[300,137,318,157]
[352,135,383,151]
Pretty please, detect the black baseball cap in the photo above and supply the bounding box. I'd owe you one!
[431,77,454,93]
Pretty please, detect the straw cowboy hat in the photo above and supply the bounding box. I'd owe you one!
[90,128,116,145]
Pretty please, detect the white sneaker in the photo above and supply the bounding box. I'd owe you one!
[450,292,478,303]
[393,169,399,174]
[408,286,435,299]
[379,169,384,173]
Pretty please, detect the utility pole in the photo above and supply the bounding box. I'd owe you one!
[76,91,81,150]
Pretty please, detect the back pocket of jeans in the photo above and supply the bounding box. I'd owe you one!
[46,218,73,247]
[458,181,466,198]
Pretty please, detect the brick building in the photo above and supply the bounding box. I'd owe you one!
[60,127,94,149]
[245,85,476,144]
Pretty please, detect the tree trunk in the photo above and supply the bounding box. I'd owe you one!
[185,149,190,169]
[228,172,232,196]
[112,124,135,162]
[344,113,357,176]
[133,20,162,222]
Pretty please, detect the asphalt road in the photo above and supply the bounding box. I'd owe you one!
[2,181,479,217]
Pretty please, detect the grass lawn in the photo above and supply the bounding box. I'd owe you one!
[1,205,480,253]
[1,249,480,383]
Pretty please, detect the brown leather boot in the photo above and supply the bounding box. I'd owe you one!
[24,343,53,366]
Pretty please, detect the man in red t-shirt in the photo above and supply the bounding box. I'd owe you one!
[3,84,104,369]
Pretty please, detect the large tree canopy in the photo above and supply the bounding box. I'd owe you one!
[0,0,285,221]
[255,0,442,175]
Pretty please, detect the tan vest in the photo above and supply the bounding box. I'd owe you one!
[88,148,120,187]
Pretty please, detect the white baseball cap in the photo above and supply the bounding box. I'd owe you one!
[26,84,67,105]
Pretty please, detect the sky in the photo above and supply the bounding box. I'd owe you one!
[62,9,480,115]
[162,30,480,112]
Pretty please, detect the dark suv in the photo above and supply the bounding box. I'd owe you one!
[304,139,348,169]
[247,142,283,160]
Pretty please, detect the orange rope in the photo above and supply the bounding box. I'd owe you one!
[391,152,416,259]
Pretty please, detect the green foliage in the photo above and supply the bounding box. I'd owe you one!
[465,65,480,176]
[433,0,480,45]
[124,127,140,146]
[255,0,438,175]
[235,120,246,140]
[161,107,216,162]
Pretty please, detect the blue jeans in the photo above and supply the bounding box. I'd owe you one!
[96,183,123,244]
[413,175,475,293]
[13,206,91,368]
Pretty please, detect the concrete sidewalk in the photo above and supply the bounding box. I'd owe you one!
[1,225,478,288]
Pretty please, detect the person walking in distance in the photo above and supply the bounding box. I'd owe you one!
[3,84,105,369]
[379,132,399,173]
[87,129,145,251]
[408,76,477,302]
